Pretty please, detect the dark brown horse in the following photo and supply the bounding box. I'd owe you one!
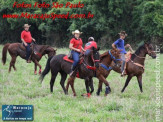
[66,48,122,96]
[2,43,56,74]
[40,47,100,96]
[97,42,156,94]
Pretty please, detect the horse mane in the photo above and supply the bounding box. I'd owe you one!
[100,51,109,61]
[131,44,145,60]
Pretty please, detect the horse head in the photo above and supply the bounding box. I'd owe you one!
[110,48,121,67]
[84,47,100,68]
[45,47,57,57]
[144,42,156,59]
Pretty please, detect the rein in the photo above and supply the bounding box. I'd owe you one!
[82,51,99,71]
[108,50,121,62]
[100,50,121,71]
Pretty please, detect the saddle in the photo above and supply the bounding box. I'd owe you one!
[123,51,132,75]
[19,43,35,59]
[125,51,132,62]
[63,55,83,64]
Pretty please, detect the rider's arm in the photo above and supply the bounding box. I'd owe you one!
[21,31,27,46]
[125,44,134,52]
[125,44,130,48]
[81,47,86,52]
[69,43,80,52]
[32,38,36,41]
[112,43,116,49]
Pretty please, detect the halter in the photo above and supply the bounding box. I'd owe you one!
[82,50,100,71]
[108,50,121,63]
[133,45,155,59]
[100,50,121,71]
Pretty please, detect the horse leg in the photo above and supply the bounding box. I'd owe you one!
[89,78,94,94]
[96,80,103,96]
[60,71,67,94]
[35,60,42,74]
[8,56,17,72]
[13,56,17,71]
[50,72,58,93]
[137,75,143,93]
[121,75,132,93]
[97,75,111,96]
[66,77,76,96]
[85,78,91,97]
[34,62,37,75]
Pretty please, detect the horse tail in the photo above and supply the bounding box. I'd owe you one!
[39,56,53,83]
[2,43,10,65]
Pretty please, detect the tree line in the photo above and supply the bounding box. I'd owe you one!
[0,0,162,51]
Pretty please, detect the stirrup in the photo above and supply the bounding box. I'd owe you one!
[121,70,125,77]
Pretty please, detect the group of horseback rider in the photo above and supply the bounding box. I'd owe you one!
[68,29,131,76]
[21,23,131,76]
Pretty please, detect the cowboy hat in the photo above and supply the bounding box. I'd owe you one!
[23,24,31,28]
[118,31,127,36]
[72,30,82,35]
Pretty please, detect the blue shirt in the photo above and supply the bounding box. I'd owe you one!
[114,39,126,54]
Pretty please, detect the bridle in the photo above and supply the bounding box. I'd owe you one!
[133,45,155,59]
[108,50,121,63]
[82,50,100,71]
[100,50,121,71]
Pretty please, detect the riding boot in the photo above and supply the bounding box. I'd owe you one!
[121,61,125,77]
[69,65,76,77]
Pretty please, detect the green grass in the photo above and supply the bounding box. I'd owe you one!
[0,45,163,122]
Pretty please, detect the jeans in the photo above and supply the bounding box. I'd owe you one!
[85,49,91,55]
[71,50,80,70]
[121,53,126,72]
[24,43,31,61]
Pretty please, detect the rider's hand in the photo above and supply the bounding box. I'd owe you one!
[33,38,36,42]
[24,42,27,46]
[126,44,130,48]
[76,49,81,52]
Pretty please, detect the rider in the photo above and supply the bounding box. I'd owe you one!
[112,31,131,76]
[84,37,97,50]
[21,24,36,63]
[69,30,85,76]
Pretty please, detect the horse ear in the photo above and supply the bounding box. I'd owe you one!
[92,46,95,51]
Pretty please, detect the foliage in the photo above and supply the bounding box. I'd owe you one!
[0,0,162,50]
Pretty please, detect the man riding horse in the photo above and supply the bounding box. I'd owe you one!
[84,37,97,54]
[112,31,131,76]
[21,24,36,63]
[69,30,85,76]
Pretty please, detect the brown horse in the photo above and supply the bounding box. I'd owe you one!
[97,42,156,94]
[66,48,121,96]
[2,43,56,74]
[40,47,100,96]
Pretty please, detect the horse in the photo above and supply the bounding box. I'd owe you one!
[2,43,56,74]
[40,47,100,96]
[66,48,122,96]
[97,42,156,94]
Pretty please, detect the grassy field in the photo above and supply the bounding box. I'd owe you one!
[0,45,162,122]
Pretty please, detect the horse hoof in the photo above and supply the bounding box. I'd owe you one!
[87,93,91,98]
[81,93,87,96]
[96,92,100,96]
[65,91,68,95]
[73,94,77,96]
[39,69,42,74]
[34,71,37,75]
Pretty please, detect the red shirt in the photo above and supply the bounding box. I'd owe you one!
[21,30,32,43]
[70,38,83,50]
[84,41,97,50]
